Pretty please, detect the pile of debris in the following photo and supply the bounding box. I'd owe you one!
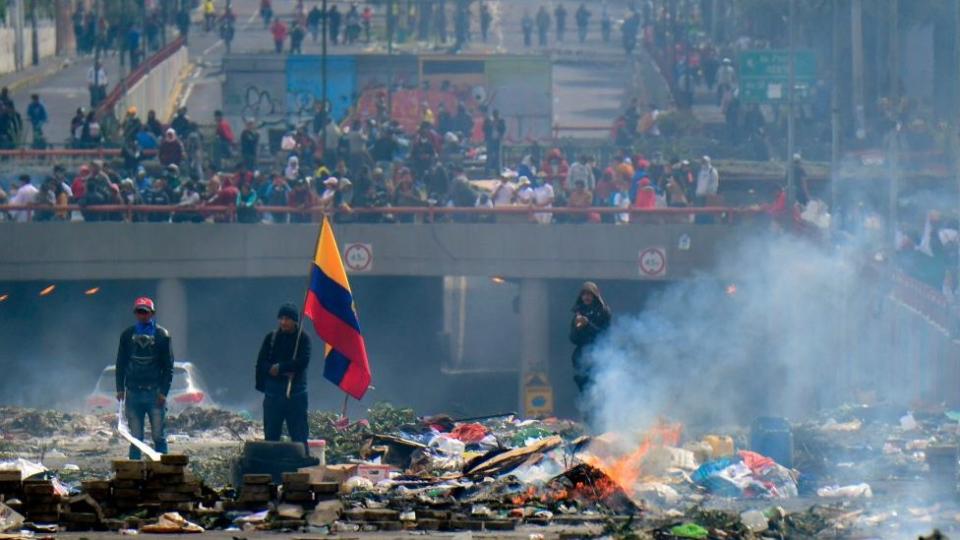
[166,408,261,440]
[3,402,960,537]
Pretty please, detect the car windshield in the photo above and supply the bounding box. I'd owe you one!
[96,369,116,393]
[171,368,191,392]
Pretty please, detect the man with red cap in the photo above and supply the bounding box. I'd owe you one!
[115,297,174,460]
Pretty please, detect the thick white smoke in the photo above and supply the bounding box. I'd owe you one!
[583,231,887,436]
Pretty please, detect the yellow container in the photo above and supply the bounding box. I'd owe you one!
[704,435,734,458]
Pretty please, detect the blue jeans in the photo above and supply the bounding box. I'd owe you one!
[125,388,168,460]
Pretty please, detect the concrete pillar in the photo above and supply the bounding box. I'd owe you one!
[156,278,188,360]
[518,278,549,416]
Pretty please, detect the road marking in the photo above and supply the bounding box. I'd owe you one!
[202,6,258,57]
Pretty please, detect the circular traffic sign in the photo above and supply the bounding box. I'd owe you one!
[638,247,667,277]
[343,243,373,272]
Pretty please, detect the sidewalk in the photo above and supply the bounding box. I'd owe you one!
[8,52,123,146]
[0,55,71,96]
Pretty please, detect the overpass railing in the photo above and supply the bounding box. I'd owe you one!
[0,204,765,224]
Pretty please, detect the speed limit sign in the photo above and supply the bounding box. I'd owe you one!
[343,243,373,273]
[638,247,667,278]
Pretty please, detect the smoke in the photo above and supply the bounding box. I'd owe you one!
[584,230,887,436]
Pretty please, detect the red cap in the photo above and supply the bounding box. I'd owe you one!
[133,297,156,313]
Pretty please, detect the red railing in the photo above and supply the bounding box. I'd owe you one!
[890,269,952,332]
[95,35,186,121]
[0,204,763,224]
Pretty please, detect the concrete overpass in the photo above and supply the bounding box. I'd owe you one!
[0,222,748,415]
[0,222,737,282]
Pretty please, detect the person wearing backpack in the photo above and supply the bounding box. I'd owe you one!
[115,297,174,460]
[255,303,312,451]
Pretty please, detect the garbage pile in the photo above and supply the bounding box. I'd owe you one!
[2,402,960,537]
[165,408,260,441]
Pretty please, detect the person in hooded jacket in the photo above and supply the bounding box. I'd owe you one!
[569,282,611,395]
[256,303,311,451]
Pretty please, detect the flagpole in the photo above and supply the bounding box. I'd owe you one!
[286,216,327,399]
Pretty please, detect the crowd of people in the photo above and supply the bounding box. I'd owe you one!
[0,91,749,226]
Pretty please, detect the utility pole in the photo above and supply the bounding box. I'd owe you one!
[786,0,796,209]
[830,0,840,215]
[387,0,395,55]
[320,0,332,121]
[888,0,900,243]
[851,0,865,140]
[321,0,328,160]
[955,0,960,294]
[13,0,25,72]
[30,0,39,66]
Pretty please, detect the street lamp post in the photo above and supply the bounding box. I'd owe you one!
[785,0,796,209]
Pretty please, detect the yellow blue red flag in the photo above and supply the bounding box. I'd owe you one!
[304,217,371,400]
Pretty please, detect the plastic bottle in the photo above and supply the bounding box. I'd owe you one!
[740,509,768,533]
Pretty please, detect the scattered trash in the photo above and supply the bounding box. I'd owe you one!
[740,509,769,532]
[140,512,204,533]
[670,522,709,539]
[0,503,24,532]
[817,483,874,498]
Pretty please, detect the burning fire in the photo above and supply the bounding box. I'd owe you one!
[581,422,683,493]
[38,285,56,297]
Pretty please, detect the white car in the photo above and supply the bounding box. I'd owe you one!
[85,361,214,413]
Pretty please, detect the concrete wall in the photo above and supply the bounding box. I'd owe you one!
[0,222,747,282]
[0,24,57,75]
[118,45,189,122]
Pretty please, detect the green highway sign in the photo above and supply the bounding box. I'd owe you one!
[738,50,816,103]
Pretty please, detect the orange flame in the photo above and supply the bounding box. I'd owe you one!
[84,287,101,296]
[38,285,56,297]
[582,422,683,493]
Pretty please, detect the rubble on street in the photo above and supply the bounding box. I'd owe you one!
[1,402,960,538]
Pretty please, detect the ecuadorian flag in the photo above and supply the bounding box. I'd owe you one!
[304,217,371,400]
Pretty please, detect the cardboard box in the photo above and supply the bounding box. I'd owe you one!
[298,463,398,485]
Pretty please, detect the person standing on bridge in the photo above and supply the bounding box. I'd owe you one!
[569,282,611,397]
[694,155,719,207]
[521,10,534,47]
[203,0,216,32]
[575,3,590,43]
[271,18,288,54]
[260,0,274,28]
[535,6,550,47]
[554,3,568,42]
[176,5,191,44]
[479,2,492,43]
[26,95,47,146]
[307,4,322,43]
[87,61,108,108]
[116,297,174,460]
[328,4,342,45]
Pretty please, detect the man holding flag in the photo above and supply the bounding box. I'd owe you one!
[254,217,371,448]
[255,303,312,450]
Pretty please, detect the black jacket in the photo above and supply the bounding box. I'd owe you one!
[116,326,174,396]
[569,284,612,347]
[256,329,311,397]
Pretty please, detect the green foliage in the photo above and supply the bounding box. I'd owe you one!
[307,402,417,464]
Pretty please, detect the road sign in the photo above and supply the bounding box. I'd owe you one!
[638,247,667,278]
[343,243,373,273]
[738,50,816,103]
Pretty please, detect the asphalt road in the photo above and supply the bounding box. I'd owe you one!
[19,0,666,146]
